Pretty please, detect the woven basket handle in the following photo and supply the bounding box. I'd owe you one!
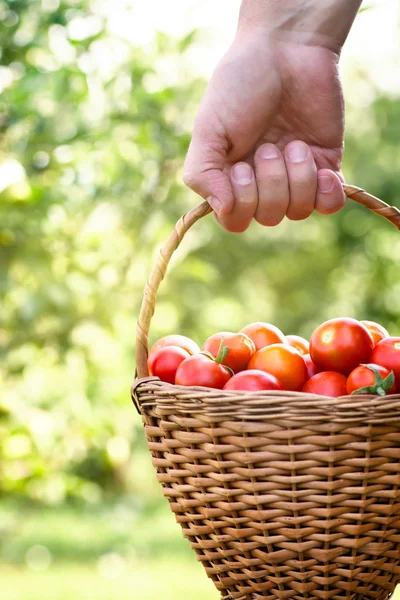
[136,184,400,379]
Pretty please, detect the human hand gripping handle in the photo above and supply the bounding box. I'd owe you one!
[183,0,363,233]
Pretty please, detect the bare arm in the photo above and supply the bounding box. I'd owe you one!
[238,0,363,51]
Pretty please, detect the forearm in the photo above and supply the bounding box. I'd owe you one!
[238,0,363,52]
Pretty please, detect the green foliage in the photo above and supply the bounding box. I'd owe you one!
[0,0,203,504]
[0,0,399,513]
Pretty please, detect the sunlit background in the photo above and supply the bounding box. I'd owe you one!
[1,1,400,599]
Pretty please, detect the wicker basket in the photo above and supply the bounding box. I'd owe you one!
[132,185,400,600]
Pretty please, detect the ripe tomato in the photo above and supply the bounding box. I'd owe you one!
[148,335,199,375]
[240,322,285,351]
[223,370,283,392]
[202,332,255,373]
[149,346,190,384]
[310,318,374,375]
[303,354,320,379]
[286,335,309,356]
[175,353,231,389]
[361,320,390,347]
[347,364,396,396]
[248,343,307,391]
[302,372,348,397]
[371,337,400,391]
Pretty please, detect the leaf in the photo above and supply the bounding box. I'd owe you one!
[179,29,199,52]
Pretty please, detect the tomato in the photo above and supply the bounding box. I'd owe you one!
[286,335,309,356]
[347,364,396,396]
[149,346,190,384]
[302,372,348,397]
[310,318,374,375]
[371,337,400,392]
[223,370,284,392]
[240,322,285,351]
[175,354,231,389]
[248,343,307,391]
[303,354,320,379]
[148,335,200,375]
[361,320,390,347]
[202,332,255,373]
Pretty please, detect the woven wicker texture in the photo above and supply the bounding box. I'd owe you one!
[133,185,400,599]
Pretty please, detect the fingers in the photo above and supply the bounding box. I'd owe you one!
[183,140,234,217]
[253,141,345,224]
[315,169,346,215]
[284,141,318,220]
[184,126,345,231]
[254,144,289,226]
[217,163,258,233]
[184,124,259,232]
[253,140,319,225]
[185,124,258,232]
[183,110,234,217]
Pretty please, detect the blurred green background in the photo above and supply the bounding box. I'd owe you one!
[1,1,400,599]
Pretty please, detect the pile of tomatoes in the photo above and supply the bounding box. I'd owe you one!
[147,318,400,397]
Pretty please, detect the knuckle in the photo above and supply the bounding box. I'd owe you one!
[317,197,346,215]
[255,203,286,227]
[286,209,314,221]
[182,171,199,189]
[220,217,250,233]
[256,215,284,227]
[228,224,249,233]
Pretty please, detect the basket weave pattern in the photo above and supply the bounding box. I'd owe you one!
[133,186,400,599]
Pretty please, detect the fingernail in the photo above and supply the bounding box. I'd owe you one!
[286,141,308,163]
[318,174,334,193]
[231,163,253,185]
[261,144,279,159]
[207,195,222,215]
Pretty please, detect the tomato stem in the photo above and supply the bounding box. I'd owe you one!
[215,338,229,364]
[200,338,233,375]
[351,365,395,396]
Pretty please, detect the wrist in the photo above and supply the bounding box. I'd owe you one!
[237,0,363,53]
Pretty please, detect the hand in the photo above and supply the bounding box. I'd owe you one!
[183,32,346,232]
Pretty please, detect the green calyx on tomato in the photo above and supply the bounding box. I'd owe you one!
[351,365,395,396]
[201,338,234,375]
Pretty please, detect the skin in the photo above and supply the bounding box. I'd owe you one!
[184,0,363,232]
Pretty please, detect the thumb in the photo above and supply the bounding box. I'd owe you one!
[183,130,234,217]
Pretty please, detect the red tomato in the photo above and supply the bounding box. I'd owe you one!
[310,318,374,375]
[286,335,309,356]
[240,322,286,351]
[149,346,190,384]
[248,343,307,391]
[361,320,390,347]
[302,372,348,397]
[371,337,400,391]
[148,335,199,375]
[202,332,255,373]
[223,370,284,392]
[175,354,231,389]
[303,354,320,379]
[347,363,396,396]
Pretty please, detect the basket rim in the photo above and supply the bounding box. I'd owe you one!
[135,187,400,381]
[132,375,400,423]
